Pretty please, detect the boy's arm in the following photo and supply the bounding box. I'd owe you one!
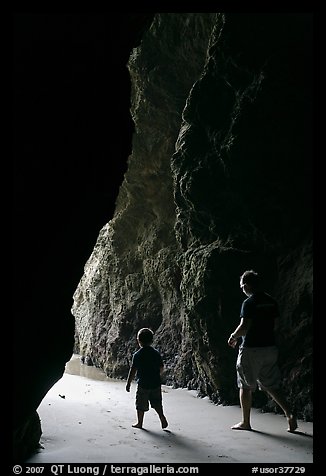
[126,366,137,392]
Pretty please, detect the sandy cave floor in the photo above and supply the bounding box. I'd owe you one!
[26,355,313,465]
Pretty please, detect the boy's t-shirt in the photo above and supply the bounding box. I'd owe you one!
[131,346,163,389]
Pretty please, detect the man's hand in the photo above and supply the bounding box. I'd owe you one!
[228,334,237,348]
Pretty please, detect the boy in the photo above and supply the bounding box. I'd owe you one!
[126,328,168,429]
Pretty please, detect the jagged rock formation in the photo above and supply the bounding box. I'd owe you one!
[73,13,313,421]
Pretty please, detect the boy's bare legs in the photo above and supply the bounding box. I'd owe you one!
[132,410,144,429]
[232,388,252,430]
[265,387,298,432]
[154,405,168,429]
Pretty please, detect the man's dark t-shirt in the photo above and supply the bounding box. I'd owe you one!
[240,291,280,347]
[131,346,163,389]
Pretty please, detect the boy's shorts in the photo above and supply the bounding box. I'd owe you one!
[236,345,281,391]
[135,386,162,412]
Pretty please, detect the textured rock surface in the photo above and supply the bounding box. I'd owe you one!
[72,13,313,420]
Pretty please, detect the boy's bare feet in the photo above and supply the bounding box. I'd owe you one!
[287,415,298,432]
[231,422,252,430]
[161,417,168,429]
[132,423,143,429]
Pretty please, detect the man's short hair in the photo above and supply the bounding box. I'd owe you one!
[240,270,260,288]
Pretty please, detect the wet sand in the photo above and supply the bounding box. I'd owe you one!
[26,354,313,464]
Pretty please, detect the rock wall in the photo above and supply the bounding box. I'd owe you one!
[72,13,313,421]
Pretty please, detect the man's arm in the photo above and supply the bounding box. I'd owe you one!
[228,318,252,348]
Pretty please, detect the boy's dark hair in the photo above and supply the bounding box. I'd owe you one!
[240,270,260,288]
[137,328,154,346]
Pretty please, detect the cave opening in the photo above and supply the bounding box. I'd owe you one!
[13,13,313,464]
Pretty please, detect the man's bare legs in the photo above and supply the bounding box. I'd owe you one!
[232,388,252,430]
[132,410,144,429]
[265,387,298,432]
[232,386,298,432]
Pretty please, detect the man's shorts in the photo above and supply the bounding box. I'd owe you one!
[135,386,162,412]
[236,345,281,391]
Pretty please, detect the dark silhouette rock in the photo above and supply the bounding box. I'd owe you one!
[13,13,155,462]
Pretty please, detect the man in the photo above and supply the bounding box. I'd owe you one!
[228,270,297,432]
